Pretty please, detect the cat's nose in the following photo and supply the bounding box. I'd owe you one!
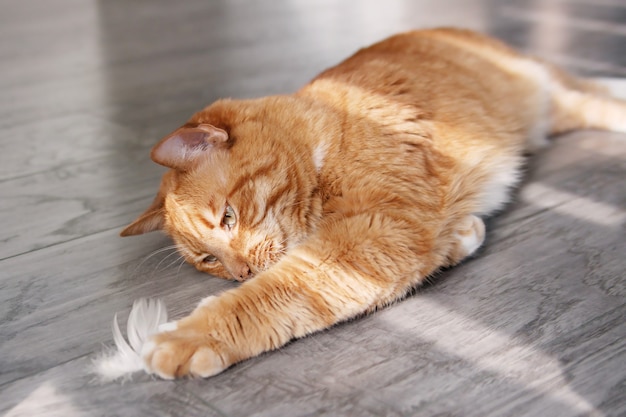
[237,263,252,281]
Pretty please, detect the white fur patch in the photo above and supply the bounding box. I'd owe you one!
[476,157,523,215]
[312,142,328,172]
[92,298,168,381]
[197,295,217,308]
[455,215,485,257]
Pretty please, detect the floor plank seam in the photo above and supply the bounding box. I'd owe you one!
[0,351,94,390]
[0,223,158,263]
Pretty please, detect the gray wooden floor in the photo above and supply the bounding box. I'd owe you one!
[1,1,625,416]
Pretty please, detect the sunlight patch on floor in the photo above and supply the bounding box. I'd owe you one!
[5,381,84,417]
[520,182,626,226]
[593,77,626,99]
[381,299,602,416]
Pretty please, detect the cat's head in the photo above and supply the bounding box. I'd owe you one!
[122,98,323,281]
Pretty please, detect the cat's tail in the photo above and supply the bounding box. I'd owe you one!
[548,72,626,135]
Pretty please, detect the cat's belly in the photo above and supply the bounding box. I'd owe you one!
[475,158,523,215]
[441,142,526,217]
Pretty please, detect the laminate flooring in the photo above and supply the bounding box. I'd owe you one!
[1,1,625,416]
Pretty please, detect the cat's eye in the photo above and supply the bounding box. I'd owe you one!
[222,205,236,228]
[203,255,218,263]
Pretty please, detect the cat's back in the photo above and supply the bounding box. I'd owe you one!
[301,27,542,138]
[308,28,524,94]
[296,28,547,217]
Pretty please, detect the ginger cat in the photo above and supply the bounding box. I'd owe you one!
[121,28,626,379]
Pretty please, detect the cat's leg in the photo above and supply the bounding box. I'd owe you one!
[443,214,485,268]
[141,212,444,379]
[546,68,626,135]
[550,89,626,134]
[154,296,217,333]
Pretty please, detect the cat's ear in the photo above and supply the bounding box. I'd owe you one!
[120,171,176,236]
[150,124,229,171]
[119,196,164,236]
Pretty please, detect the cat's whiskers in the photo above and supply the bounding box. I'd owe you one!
[175,256,187,278]
[163,253,186,271]
[154,247,185,272]
[132,245,180,275]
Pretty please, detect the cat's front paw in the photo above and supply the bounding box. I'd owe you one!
[141,329,229,379]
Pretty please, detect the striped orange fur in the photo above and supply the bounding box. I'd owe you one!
[121,28,626,379]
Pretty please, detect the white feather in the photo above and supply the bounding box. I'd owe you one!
[92,298,168,381]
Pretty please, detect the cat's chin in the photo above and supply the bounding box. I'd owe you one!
[196,267,256,282]
[232,274,254,283]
